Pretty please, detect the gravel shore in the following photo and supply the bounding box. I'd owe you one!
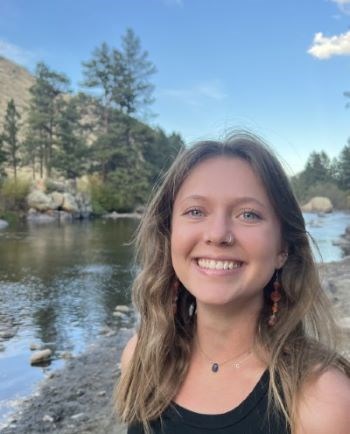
[2,258,350,434]
[1,329,132,434]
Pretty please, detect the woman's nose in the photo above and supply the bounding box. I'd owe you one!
[204,215,234,246]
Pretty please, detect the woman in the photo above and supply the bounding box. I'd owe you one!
[116,132,350,434]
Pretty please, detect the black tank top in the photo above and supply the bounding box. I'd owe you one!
[128,371,290,434]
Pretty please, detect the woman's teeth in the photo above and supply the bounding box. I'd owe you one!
[197,259,242,270]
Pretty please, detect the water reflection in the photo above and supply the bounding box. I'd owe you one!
[0,219,137,425]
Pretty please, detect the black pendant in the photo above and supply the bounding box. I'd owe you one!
[211,363,219,373]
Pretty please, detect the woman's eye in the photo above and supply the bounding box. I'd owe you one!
[185,208,204,217]
[240,210,261,221]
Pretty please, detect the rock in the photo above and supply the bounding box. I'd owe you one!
[62,193,79,213]
[301,197,333,213]
[30,342,42,351]
[60,351,74,360]
[30,349,52,365]
[71,412,86,421]
[42,414,54,423]
[50,192,64,209]
[97,390,106,397]
[27,190,54,212]
[113,312,126,319]
[0,219,9,229]
[99,326,115,336]
[115,305,132,313]
[0,327,18,340]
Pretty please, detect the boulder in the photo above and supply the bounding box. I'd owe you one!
[50,192,64,209]
[301,197,333,213]
[62,193,79,213]
[30,348,52,365]
[0,219,9,230]
[27,190,54,212]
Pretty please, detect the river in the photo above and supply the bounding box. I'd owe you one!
[0,212,349,427]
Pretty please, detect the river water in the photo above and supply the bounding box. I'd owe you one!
[0,212,349,427]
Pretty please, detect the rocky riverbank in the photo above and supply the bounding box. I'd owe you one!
[1,258,350,434]
[2,329,132,434]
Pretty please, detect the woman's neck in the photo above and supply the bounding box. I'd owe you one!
[194,301,260,361]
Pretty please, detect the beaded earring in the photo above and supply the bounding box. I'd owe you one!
[268,272,282,327]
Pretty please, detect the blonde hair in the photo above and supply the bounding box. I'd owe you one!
[116,131,350,433]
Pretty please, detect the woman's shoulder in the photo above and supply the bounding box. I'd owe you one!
[120,334,138,373]
[295,367,350,434]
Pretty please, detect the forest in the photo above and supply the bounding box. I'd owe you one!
[0,28,184,214]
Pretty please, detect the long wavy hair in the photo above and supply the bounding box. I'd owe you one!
[116,131,350,433]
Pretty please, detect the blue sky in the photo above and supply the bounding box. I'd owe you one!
[1,0,350,174]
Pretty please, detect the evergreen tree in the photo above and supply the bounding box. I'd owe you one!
[0,133,7,179]
[53,96,89,179]
[2,99,21,180]
[81,42,124,132]
[119,28,156,115]
[338,143,350,190]
[26,62,70,178]
[81,29,156,117]
[304,151,331,185]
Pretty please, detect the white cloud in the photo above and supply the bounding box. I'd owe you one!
[161,80,227,106]
[308,30,350,59]
[0,39,38,67]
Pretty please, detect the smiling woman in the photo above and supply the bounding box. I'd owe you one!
[115,132,350,434]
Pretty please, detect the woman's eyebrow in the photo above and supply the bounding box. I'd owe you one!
[178,195,266,209]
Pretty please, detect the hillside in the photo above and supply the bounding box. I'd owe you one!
[0,56,34,130]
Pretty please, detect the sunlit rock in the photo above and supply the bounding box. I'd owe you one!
[115,305,132,313]
[50,192,64,209]
[30,349,52,365]
[62,193,79,213]
[301,196,333,213]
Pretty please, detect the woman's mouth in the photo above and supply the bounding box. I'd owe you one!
[196,258,243,270]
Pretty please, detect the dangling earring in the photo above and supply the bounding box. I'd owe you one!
[172,278,180,315]
[268,271,282,327]
[188,302,195,317]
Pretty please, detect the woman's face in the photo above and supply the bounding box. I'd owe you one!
[171,157,286,312]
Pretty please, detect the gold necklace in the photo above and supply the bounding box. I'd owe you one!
[196,339,253,373]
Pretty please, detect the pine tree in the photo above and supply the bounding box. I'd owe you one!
[2,99,21,180]
[118,28,156,115]
[26,62,70,178]
[304,151,331,185]
[338,143,350,190]
[0,133,7,179]
[53,96,89,179]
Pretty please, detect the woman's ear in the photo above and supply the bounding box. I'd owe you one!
[276,250,288,269]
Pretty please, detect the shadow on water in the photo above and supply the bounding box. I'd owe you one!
[0,218,137,425]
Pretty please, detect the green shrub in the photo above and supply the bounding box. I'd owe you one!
[0,178,31,212]
[88,169,151,214]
